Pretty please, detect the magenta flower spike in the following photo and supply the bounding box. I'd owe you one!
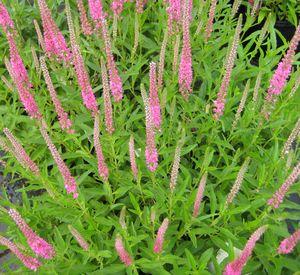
[37,0,71,62]
[77,0,93,36]
[178,0,192,100]
[115,235,133,266]
[0,2,14,33]
[136,0,147,13]
[3,128,40,175]
[93,115,109,181]
[166,0,181,30]
[88,0,105,28]
[153,218,169,253]
[111,0,126,16]
[0,235,41,271]
[277,229,300,254]
[223,226,267,275]
[8,208,55,259]
[101,19,123,102]
[39,121,78,199]
[149,62,161,129]
[268,160,300,208]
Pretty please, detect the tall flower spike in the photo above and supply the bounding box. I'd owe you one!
[100,58,114,134]
[115,235,133,266]
[149,62,161,129]
[101,18,123,102]
[111,0,125,16]
[0,2,14,33]
[66,0,99,115]
[281,118,300,157]
[226,157,251,205]
[178,0,193,100]
[77,0,93,36]
[205,0,217,42]
[231,0,242,18]
[88,0,105,28]
[37,0,71,62]
[8,208,55,259]
[252,72,262,103]
[232,80,250,130]
[266,23,300,102]
[153,218,169,253]
[33,19,46,52]
[213,15,242,119]
[129,135,138,179]
[157,29,169,91]
[0,235,41,271]
[136,0,147,13]
[193,172,208,217]
[277,229,300,254]
[224,226,267,275]
[119,206,127,229]
[173,34,180,73]
[166,0,181,31]
[3,128,40,175]
[39,121,78,198]
[40,56,74,133]
[169,143,181,192]
[268,160,300,208]
[141,84,158,172]
[93,115,109,181]
[68,225,89,251]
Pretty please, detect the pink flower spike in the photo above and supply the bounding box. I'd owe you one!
[0,2,14,32]
[37,0,71,62]
[153,218,169,254]
[115,235,133,266]
[178,0,192,100]
[77,0,93,36]
[277,229,300,254]
[149,62,161,129]
[193,172,207,217]
[136,0,147,13]
[111,0,126,16]
[167,0,181,26]
[223,226,267,275]
[0,235,41,271]
[101,19,123,102]
[129,135,138,179]
[39,121,78,199]
[68,225,89,251]
[268,161,300,208]
[93,115,109,181]
[88,0,105,28]
[3,128,40,175]
[8,208,55,259]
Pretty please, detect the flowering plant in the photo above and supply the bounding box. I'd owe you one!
[0,0,299,274]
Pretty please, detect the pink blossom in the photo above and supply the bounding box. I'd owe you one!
[94,115,109,181]
[101,19,123,102]
[136,0,147,13]
[0,235,41,271]
[149,62,161,129]
[0,2,14,32]
[178,0,192,99]
[268,161,300,208]
[277,229,300,254]
[88,0,105,28]
[8,208,55,259]
[115,235,133,266]
[77,0,93,36]
[111,0,126,16]
[153,218,169,253]
[223,226,267,275]
[193,172,207,217]
[167,0,181,30]
[205,0,217,41]
[37,0,71,62]
[129,135,138,179]
[68,225,89,251]
[39,121,78,199]
[3,128,40,175]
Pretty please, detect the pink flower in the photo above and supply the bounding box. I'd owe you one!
[115,235,133,266]
[0,235,41,271]
[149,62,161,129]
[205,0,217,41]
[268,161,300,208]
[101,19,123,102]
[77,0,93,36]
[68,225,89,251]
[223,226,267,275]
[129,135,138,179]
[94,115,109,181]
[37,0,71,62]
[88,0,105,28]
[39,121,78,199]
[111,0,126,16]
[3,128,40,175]
[136,0,147,13]
[0,2,14,32]
[167,0,181,23]
[178,0,192,99]
[8,208,55,259]
[153,218,169,253]
[193,172,207,217]
[277,229,300,254]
